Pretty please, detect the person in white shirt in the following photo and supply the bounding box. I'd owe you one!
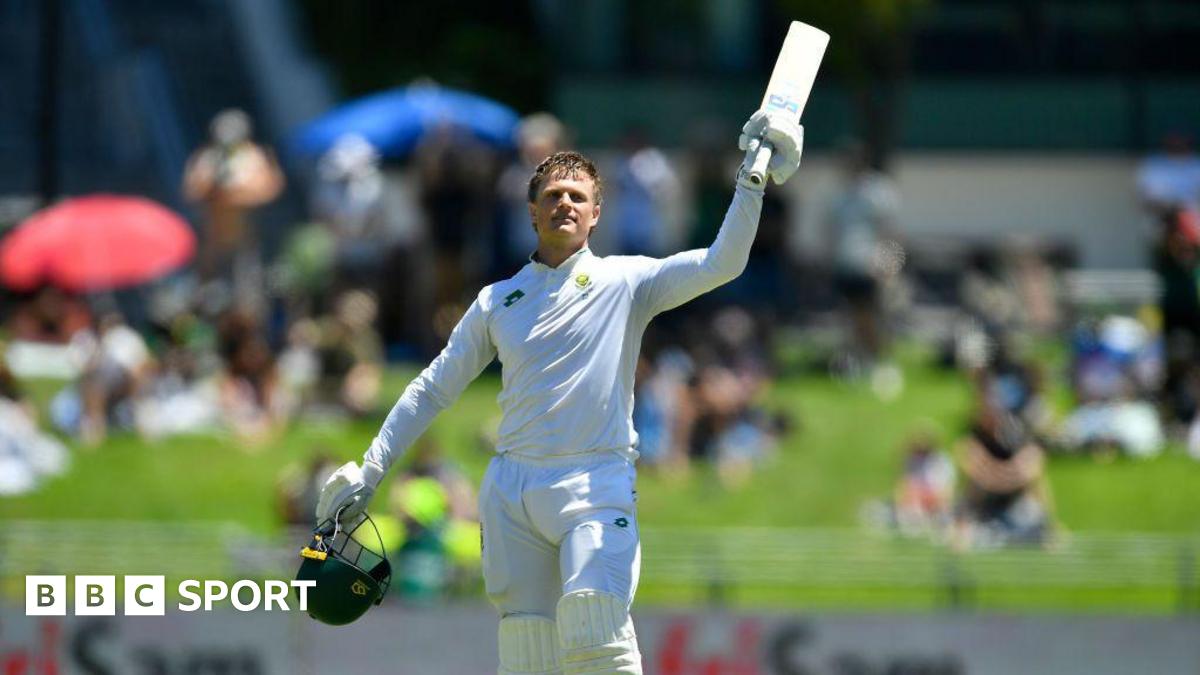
[316,110,804,674]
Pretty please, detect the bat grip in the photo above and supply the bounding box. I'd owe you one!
[747,140,774,186]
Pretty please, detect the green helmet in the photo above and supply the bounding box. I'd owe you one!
[295,513,392,626]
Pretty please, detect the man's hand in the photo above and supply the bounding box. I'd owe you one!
[737,110,804,188]
[315,460,386,525]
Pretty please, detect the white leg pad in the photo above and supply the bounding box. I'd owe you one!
[556,590,642,674]
[499,614,562,675]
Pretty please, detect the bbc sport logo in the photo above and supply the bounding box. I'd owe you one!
[26,576,315,616]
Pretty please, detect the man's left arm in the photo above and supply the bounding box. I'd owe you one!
[631,111,803,317]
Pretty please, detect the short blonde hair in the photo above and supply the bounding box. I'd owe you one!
[527,151,603,206]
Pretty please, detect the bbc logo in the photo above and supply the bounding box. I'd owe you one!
[27,575,166,616]
[27,575,314,615]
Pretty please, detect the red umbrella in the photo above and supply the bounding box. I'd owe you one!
[0,194,195,292]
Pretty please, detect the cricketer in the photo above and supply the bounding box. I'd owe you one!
[316,109,804,673]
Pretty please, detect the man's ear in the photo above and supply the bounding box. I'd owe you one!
[589,202,602,230]
[528,203,538,232]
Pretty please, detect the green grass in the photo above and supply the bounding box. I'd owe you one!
[5,351,1200,611]
[636,584,1188,613]
[7,354,1200,534]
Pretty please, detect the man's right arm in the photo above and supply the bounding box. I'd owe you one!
[366,297,496,471]
[627,111,803,319]
[316,297,495,523]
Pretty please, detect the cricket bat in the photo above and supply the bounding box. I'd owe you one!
[746,21,829,186]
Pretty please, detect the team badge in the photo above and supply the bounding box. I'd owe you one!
[350,580,369,596]
[574,273,591,289]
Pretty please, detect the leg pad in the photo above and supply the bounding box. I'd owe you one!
[499,613,562,674]
[556,590,641,674]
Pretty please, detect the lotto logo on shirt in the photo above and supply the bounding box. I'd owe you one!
[26,575,314,615]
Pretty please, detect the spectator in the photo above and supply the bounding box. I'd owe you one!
[8,287,90,344]
[273,221,337,318]
[632,351,691,470]
[826,139,903,378]
[1154,209,1200,345]
[634,310,786,483]
[0,356,69,495]
[1153,208,1200,456]
[495,113,566,274]
[955,397,1055,547]
[49,313,153,446]
[0,339,35,421]
[277,317,322,411]
[960,250,1024,339]
[983,338,1052,441]
[738,185,796,317]
[312,134,419,297]
[892,428,956,537]
[1060,316,1165,458]
[1010,247,1061,333]
[307,134,433,355]
[608,127,682,256]
[183,109,285,308]
[417,128,496,312]
[215,309,292,444]
[684,363,782,488]
[133,313,222,440]
[685,121,736,251]
[315,290,384,417]
[706,306,772,386]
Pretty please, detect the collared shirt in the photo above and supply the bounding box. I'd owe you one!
[366,184,764,468]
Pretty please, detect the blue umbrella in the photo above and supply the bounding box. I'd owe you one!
[292,84,520,159]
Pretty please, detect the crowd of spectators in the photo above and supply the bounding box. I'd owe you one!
[867,364,1058,549]
[0,108,804,504]
[0,111,393,480]
[631,308,792,488]
[866,131,1200,549]
[5,106,1200,568]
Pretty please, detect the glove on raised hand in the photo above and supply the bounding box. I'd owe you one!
[737,110,804,188]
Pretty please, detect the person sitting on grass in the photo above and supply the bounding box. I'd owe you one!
[955,397,1056,548]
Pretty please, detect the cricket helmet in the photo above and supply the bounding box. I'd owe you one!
[295,512,392,625]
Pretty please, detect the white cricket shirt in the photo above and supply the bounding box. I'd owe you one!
[366,184,763,469]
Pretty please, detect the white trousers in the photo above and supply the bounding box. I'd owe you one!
[480,450,641,618]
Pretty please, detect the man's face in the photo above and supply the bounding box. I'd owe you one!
[528,173,601,250]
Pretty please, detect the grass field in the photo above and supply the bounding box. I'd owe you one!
[5,346,1200,611]
[8,348,1199,534]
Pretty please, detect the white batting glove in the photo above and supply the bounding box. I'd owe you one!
[314,460,386,526]
[737,110,804,187]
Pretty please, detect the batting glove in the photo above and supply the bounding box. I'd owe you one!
[737,110,804,187]
[315,460,386,526]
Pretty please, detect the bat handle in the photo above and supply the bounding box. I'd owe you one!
[747,139,774,186]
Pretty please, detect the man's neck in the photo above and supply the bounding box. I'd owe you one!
[534,241,586,269]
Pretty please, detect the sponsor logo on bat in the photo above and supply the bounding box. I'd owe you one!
[767,94,800,115]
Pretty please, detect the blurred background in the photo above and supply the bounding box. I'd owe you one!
[1,0,1199,672]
